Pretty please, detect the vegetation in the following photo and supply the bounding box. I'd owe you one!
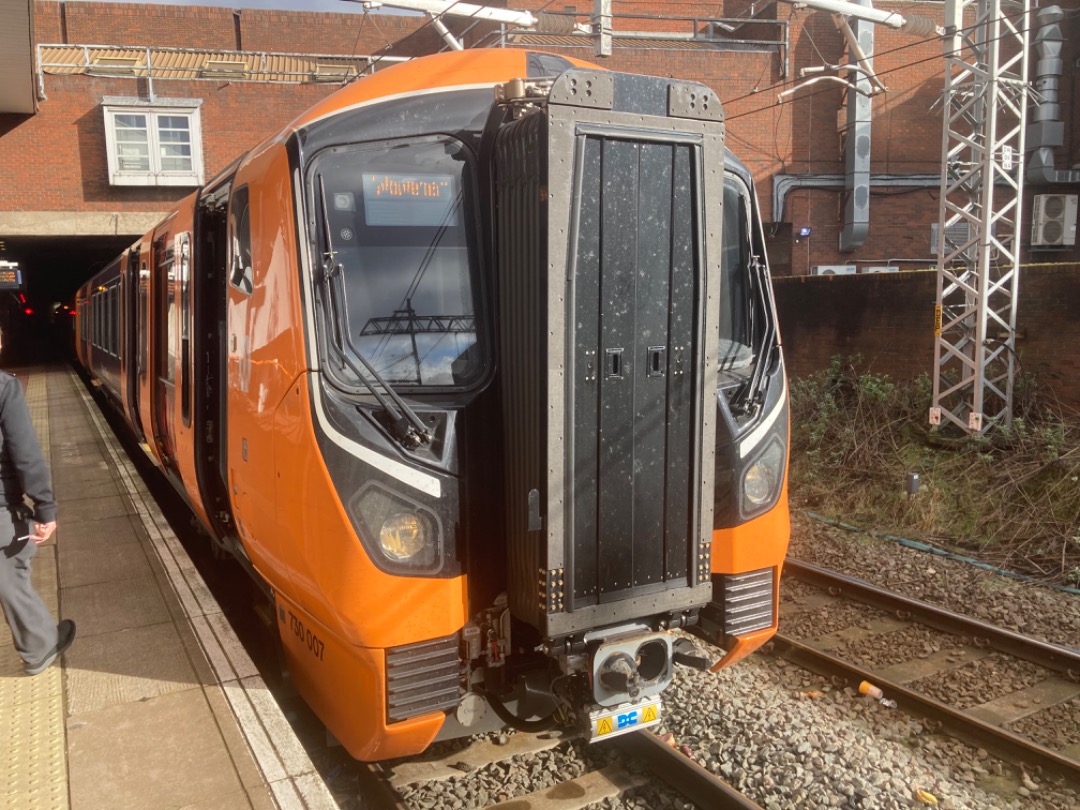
[789,356,1080,587]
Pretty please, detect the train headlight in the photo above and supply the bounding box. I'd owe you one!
[742,438,784,513]
[350,484,442,572]
[380,513,427,561]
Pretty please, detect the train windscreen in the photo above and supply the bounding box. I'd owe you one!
[314,137,484,389]
[718,176,759,383]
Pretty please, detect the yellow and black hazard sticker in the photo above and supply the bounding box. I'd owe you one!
[590,697,663,741]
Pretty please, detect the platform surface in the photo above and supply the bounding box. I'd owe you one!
[0,365,336,810]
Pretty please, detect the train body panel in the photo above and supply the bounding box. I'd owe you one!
[75,49,790,761]
[225,144,306,589]
[272,371,468,647]
[274,588,446,760]
[711,483,791,575]
[291,49,595,133]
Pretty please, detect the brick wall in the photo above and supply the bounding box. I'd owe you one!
[4,2,1079,274]
[35,1,439,54]
[0,74,341,212]
[510,1,1080,272]
[0,2,438,214]
[773,266,1080,405]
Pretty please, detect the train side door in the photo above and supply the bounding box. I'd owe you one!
[191,182,236,540]
[224,185,262,556]
[124,249,147,443]
[151,227,181,475]
[137,240,155,451]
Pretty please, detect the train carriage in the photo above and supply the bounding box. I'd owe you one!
[75,49,790,761]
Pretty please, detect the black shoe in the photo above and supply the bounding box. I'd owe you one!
[24,619,76,676]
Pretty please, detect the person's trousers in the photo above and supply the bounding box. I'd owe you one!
[0,508,58,663]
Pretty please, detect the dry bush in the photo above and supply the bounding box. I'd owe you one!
[790,356,1080,586]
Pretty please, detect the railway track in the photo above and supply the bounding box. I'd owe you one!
[104,406,757,810]
[353,728,761,809]
[777,557,1080,788]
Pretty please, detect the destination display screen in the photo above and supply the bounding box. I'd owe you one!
[362,173,459,227]
[0,263,22,291]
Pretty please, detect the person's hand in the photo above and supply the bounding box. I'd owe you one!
[31,521,56,544]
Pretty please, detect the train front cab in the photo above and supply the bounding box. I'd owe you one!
[265,54,789,759]
[76,50,790,763]
[698,162,790,669]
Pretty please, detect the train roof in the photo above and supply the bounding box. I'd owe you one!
[207,48,756,200]
[291,49,593,132]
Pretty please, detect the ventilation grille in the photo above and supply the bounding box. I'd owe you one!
[385,636,461,723]
[709,568,775,636]
[1032,193,1078,247]
[931,222,973,252]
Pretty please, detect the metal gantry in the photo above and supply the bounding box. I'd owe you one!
[931,0,1030,434]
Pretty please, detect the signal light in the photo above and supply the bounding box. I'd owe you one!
[24,307,33,316]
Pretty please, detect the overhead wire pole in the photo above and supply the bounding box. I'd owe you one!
[930,0,1030,435]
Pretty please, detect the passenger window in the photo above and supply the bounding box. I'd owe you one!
[229,186,253,295]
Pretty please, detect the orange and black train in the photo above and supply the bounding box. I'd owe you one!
[75,49,790,761]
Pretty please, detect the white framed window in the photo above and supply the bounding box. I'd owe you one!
[103,101,204,187]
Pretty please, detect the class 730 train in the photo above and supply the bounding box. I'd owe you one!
[75,49,790,761]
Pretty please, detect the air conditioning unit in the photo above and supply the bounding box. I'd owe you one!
[811,265,857,276]
[930,222,974,252]
[1031,193,1078,247]
[861,266,899,274]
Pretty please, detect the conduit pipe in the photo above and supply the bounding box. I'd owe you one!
[1025,5,1080,184]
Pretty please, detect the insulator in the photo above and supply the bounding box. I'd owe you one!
[900,15,940,39]
[536,11,577,36]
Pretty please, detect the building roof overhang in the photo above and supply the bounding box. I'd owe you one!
[0,0,36,114]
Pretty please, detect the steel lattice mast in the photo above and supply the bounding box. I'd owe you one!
[931,0,1030,435]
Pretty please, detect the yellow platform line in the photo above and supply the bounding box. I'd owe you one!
[0,370,69,810]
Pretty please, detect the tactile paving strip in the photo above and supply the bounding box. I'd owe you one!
[0,371,70,809]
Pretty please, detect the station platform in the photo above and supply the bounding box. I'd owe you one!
[1,365,337,810]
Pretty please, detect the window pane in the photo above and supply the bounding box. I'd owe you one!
[109,108,199,180]
[314,139,483,388]
[116,128,148,143]
[229,186,253,294]
[115,114,147,129]
[718,177,756,375]
[161,157,193,172]
[158,129,190,143]
[157,116,190,132]
[112,113,149,172]
[118,144,150,171]
[160,144,192,158]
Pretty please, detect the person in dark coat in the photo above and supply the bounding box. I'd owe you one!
[0,349,75,675]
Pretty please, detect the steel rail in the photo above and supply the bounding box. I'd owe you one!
[784,557,1080,677]
[614,730,764,810]
[356,762,410,809]
[769,633,1080,786]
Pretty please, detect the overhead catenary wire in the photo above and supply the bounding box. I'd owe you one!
[352,0,563,72]
[723,4,1080,122]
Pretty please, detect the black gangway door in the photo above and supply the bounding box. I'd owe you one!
[496,70,723,638]
[572,135,699,604]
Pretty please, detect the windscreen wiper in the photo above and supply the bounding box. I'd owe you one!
[742,252,776,411]
[316,175,433,450]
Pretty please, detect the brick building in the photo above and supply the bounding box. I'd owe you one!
[0,1,1078,387]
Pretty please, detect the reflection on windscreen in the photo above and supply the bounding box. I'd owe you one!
[316,139,481,387]
[719,176,756,378]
